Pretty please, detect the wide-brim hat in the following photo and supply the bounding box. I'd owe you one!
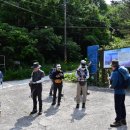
[110,60,119,67]
[31,62,41,68]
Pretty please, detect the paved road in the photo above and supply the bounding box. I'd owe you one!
[0,80,130,130]
[0,76,50,89]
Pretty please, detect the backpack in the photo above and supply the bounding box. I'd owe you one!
[118,66,130,89]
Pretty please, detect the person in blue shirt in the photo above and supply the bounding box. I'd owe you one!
[110,60,127,127]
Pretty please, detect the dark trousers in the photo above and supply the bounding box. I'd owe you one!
[53,85,62,104]
[31,84,42,112]
[114,94,126,121]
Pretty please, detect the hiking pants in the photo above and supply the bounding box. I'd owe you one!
[76,82,87,104]
[31,84,42,112]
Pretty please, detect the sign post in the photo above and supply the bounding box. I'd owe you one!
[87,45,99,85]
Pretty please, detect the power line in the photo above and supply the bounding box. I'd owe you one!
[21,0,41,6]
[0,0,43,17]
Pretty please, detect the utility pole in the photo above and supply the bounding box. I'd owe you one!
[64,0,67,63]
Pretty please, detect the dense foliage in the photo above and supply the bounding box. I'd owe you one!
[0,0,112,67]
[0,0,130,81]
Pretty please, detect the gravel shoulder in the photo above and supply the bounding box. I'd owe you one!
[0,80,130,130]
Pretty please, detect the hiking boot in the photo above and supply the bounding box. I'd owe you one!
[82,103,85,108]
[30,110,37,115]
[57,103,60,106]
[76,104,79,109]
[87,92,90,95]
[51,102,56,106]
[121,119,127,125]
[110,121,122,127]
[38,111,42,115]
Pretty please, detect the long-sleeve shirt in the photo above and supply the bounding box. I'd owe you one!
[110,68,125,94]
[51,70,64,86]
[76,67,89,82]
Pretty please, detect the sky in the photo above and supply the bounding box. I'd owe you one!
[105,0,111,5]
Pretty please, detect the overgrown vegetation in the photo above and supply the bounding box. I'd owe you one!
[0,0,130,82]
[4,62,79,81]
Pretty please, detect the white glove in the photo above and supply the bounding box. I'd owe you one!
[32,82,37,84]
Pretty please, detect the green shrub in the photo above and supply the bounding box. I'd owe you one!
[64,72,77,82]
[3,62,79,81]
[4,68,32,81]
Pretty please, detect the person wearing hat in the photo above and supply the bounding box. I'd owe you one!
[75,60,89,109]
[29,62,45,115]
[110,60,127,127]
[51,64,64,106]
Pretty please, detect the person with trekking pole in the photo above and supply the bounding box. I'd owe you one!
[29,62,45,115]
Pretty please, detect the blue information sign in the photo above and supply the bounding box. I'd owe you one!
[87,45,99,74]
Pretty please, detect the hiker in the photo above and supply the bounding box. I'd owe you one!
[110,60,127,127]
[0,70,3,86]
[29,62,45,115]
[49,64,56,96]
[80,61,91,95]
[75,60,89,109]
[51,64,64,106]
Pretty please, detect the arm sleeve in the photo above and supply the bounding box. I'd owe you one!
[110,72,118,88]
[36,77,45,83]
[86,69,89,79]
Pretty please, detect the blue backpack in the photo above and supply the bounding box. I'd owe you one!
[118,66,130,89]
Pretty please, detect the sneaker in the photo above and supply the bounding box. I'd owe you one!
[110,121,122,127]
[121,119,127,125]
[82,103,85,108]
[30,110,37,115]
[51,102,56,106]
[76,104,79,109]
[38,111,42,115]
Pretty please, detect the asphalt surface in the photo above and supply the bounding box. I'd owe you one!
[0,79,130,130]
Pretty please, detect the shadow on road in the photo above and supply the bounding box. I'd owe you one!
[70,108,87,123]
[108,125,128,130]
[42,96,53,103]
[44,105,59,117]
[10,114,38,130]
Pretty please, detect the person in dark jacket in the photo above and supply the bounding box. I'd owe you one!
[110,60,127,127]
[51,64,64,106]
[29,62,45,115]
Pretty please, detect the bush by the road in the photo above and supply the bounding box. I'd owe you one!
[3,62,79,81]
